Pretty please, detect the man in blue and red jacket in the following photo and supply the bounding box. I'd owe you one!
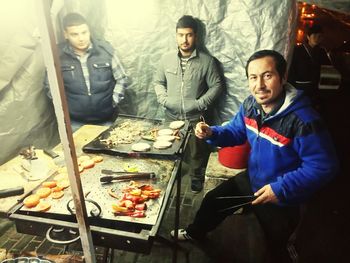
[171,50,338,262]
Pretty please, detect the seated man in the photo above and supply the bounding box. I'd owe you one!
[45,13,129,131]
[172,50,338,262]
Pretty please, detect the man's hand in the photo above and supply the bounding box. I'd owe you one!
[252,184,278,205]
[194,122,212,139]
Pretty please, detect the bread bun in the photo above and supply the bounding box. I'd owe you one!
[42,181,57,188]
[34,201,51,212]
[158,129,173,136]
[36,187,51,198]
[51,191,64,199]
[131,142,151,152]
[153,140,172,149]
[23,194,40,208]
[169,120,185,129]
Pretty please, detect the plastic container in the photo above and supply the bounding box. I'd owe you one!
[218,141,250,169]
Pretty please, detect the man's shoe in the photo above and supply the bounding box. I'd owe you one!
[191,180,203,193]
[170,229,193,241]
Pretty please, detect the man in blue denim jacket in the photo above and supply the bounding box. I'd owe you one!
[45,13,129,131]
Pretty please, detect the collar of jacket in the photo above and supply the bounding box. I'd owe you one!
[177,48,198,60]
[253,83,300,120]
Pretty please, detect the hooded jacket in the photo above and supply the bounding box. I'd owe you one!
[207,84,338,205]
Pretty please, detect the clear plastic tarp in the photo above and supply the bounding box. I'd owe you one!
[1,0,301,163]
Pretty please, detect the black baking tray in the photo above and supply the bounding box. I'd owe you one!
[82,114,189,159]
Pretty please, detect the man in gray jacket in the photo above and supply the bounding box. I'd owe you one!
[154,15,223,192]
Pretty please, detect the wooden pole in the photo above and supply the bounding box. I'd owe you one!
[35,1,96,262]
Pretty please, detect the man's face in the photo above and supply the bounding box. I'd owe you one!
[307,33,323,47]
[64,24,91,54]
[176,27,196,56]
[247,56,284,110]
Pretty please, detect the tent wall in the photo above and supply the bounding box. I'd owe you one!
[0,0,298,164]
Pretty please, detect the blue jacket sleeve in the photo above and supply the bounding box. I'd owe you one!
[206,104,247,147]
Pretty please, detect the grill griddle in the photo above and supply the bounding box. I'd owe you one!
[16,155,175,229]
[82,115,189,159]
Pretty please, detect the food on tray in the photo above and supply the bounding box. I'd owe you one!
[34,201,51,212]
[80,159,95,169]
[131,142,151,152]
[92,155,103,163]
[141,135,156,141]
[51,191,64,199]
[23,194,40,208]
[42,181,57,188]
[156,135,175,142]
[57,179,70,189]
[77,155,91,164]
[54,172,68,182]
[52,186,64,192]
[158,128,173,136]
[111,182,161,218]
[36,187,51,198]
[169,120,185,129]
[100,120,148,146]
[153,140,172,149]
[108,188,120,199]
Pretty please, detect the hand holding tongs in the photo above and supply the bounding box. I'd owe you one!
[216,195,257,212]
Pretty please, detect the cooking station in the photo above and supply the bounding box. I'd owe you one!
[2,116,190,262]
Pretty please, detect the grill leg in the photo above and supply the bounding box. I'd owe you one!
[102,247,115,263]
[155,235,190,263]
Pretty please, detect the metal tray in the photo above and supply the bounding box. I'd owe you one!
[15,155,176,230]
[82,115,189,159]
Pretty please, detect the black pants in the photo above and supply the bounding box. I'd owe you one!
[187,171,300,262]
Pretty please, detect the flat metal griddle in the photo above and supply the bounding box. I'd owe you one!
[13,155,175,231]
[82,115,189,159]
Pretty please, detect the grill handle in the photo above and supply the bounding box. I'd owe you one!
[45,226,80,245]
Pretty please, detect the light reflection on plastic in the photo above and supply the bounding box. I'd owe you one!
[105,0,159,30]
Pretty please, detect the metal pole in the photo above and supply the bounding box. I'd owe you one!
[35,1,96,262]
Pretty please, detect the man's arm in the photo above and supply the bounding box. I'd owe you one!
[153,57,168,106]
[111,54,129,105]
[270,128,338,204]
[196,58,223,111]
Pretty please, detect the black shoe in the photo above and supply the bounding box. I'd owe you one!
[191,180,203,193]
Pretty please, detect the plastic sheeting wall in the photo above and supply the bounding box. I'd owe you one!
[0,0,298,164]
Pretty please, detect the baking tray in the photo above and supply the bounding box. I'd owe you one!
[14,155,176,231]
[82,114,189,159]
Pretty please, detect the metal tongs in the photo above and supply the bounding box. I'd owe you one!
[100,170,156,184]
[216,195,257,212]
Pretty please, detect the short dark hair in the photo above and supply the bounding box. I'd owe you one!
[63,13,87,29]
[176,15,198,34]
[307,24,323,36]
[245,50,287,79]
